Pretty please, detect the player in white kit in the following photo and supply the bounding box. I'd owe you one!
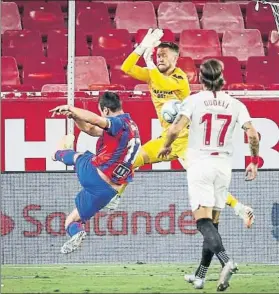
[159,59,260,291]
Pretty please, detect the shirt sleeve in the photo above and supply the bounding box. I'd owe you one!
[178,97,195,120]
[105,117,124,136]
[237,102,252,128]
[121,52,150,83]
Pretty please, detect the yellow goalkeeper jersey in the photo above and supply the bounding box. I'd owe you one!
[121,52,191,138]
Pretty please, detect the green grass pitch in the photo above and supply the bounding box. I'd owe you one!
[2,264,279,293]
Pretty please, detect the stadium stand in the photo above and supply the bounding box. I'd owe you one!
[1,0,278,91]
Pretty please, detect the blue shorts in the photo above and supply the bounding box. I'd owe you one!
[74,151,117,222]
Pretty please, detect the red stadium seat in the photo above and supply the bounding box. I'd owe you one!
[1,84,35,92]
[176,57,198,84]
[201,3,244,34]
[1,2,22,34]
[76,7,111,32]
[246,1,276,36]
[88,84,126,91]
[246,56,279,86]
[134,84,149,91]
[1,56,20,86]
[75,1,108,13]
[41,84,71,92]
[97,0,133,10]
[135,29,175,44]
[23,58,66,91]
[75,56,110,90]
[22,1,62,16]
[179,30,221,61]
[202,56,243,87]
[47,29,89,59]
[222,30,264,62]
[227,83,265,90]
[266,83,279,90]
[2,30,44,66]
[268,30,279,57]
[115,1,157,34]
[110,62,140,90]
[158,2,200,34]
[22,2,65,33]
[92,29,132,64]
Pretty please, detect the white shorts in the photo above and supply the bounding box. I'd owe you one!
[187,157,232,212]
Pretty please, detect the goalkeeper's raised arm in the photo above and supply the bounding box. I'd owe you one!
[121,29,190,100]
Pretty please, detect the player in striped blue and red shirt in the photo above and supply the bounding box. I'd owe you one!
[50,92,141,254]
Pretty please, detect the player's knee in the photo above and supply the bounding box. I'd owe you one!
[212,209,221,225]
[55,150,76,166]
[133,150,149,168]
[197,218,221,249]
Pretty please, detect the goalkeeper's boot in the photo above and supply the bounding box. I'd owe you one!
[234,202,255,228]
[52,134,75,161]
[217,260,238,291]
[184,274,205,289]
[61,231,87,254]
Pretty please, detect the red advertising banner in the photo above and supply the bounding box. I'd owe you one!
[1,94,279,171]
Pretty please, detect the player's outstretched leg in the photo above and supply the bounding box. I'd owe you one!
[52,134,82,165]
[61,208,87,254]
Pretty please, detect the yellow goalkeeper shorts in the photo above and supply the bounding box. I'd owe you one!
[138,136,188,165]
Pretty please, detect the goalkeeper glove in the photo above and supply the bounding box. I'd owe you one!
[134,28,164,56]
[143,47,156,69]
[234,202,255,228]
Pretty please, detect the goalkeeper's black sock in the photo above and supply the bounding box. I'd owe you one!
[197,218,230,267]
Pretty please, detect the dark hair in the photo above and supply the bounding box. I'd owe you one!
[98,92,122,112]
[199,59,225,91]
[158,42,179,54]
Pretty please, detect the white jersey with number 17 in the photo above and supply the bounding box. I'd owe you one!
[179,91,251,161]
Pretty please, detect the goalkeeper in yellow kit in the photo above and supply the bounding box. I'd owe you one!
[107,29,254,227]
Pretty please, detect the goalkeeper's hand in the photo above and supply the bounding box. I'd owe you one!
[134,28,164,56]
[105,194,121,212]
[143,47,156,69]
[234,202,255,228]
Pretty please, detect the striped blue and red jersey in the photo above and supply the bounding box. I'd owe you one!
[92,113,141,185]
